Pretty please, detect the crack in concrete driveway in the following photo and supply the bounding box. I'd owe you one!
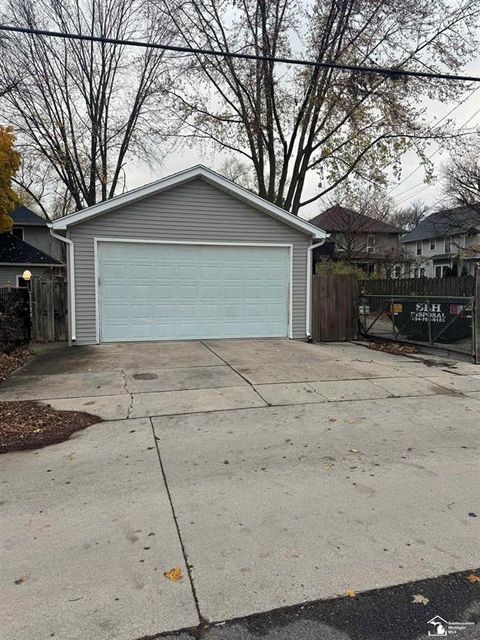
[1,339,480,639]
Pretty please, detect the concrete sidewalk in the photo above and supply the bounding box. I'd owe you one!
[1,418,199,640]
[1,339,480,639]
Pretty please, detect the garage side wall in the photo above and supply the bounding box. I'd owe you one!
[69,178,311,344]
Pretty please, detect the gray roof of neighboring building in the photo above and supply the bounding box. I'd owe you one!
[402,205,480,243]
[11,205,48,226]
[0,233,61,265]
[309,205,402,234]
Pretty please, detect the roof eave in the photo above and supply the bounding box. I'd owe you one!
[0,262,63,266]
[13,222,48,227]
[52,165,327,239]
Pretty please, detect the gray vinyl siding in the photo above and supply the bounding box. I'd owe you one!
[0,265,54,288]
[21,227,65,261]
[69,178,311,345]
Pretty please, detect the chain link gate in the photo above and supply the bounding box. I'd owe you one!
[359,294,476,359]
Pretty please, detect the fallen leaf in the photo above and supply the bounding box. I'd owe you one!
[412,594,429,605]
[467,574,480,584]
[14,576,29,585]
[345,589,356,598]
[164,567,183,582]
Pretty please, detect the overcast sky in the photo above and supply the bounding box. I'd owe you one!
[127,55,480,222]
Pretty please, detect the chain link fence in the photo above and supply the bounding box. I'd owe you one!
[359,294,475,358]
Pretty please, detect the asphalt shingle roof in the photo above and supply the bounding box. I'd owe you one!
[309,205,402,234]
[11,205,48,226]
[0,233,61,265]
[402,205,480,243]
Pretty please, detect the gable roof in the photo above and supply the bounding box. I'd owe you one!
[11,205,48,226]
[402,205,480,243]
[0,233,62,266]
[51,165,327,238]
[309,205,402,234]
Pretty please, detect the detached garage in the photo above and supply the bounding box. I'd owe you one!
[51,166,326,345]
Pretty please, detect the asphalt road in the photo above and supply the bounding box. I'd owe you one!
[165,568,480,640]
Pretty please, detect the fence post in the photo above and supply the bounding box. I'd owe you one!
[475,263,480,364]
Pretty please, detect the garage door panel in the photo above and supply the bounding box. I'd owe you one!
[98,243,289,342]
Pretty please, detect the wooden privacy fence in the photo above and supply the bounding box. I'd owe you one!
[360,276,475,297]
[31,277,68,342]
[312,274,359,342]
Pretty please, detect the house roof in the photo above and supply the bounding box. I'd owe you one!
[51,165,327,238]
[309,205,402,234]
[11,205,48,226]
[402,205,480,243]
[0,233,62,266]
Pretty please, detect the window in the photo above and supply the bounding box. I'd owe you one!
[435,264,451,278]
[416,241,422,256]
[444,236,451,253]
[394,266,401,278]
[430,238,436,251]
[16,275,30,289]
[420,267,426,277]
[12,227,24,241]
[413,268,419,278]
[367,234,375,253]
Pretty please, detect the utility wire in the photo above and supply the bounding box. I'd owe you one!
[393,108,480,206]
[1,24,480,83]
[387,87,480,197]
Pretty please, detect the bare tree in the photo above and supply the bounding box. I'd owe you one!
[326,181,397,222]
[0,0,174,214]
[217,156,256,191]
[442,137,480,210]
[390,199,430,231]
[157,0,480,215]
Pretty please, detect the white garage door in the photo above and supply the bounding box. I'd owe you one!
[97,242,290,342]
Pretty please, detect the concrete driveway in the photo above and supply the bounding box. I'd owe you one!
[1,339,480,639]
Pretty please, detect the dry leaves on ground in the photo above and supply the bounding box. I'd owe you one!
[367,342,417,356]
[345,589,356,598]
[164,567,183,582]
[467,574,480,584]
[0,346,31,382]
[0,401,101,453]
[412,594,430,605]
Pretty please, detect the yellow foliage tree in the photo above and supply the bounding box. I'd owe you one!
[0,127,21,234]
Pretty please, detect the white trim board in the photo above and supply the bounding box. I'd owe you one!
[52,165,327,239]
[94,238,294,343]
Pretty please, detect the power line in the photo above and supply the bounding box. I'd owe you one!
[387,87,480,197]
[1,23,480,83]
[390,103,480,206]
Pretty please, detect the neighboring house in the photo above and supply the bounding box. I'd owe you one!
[308,205,404,276]
[51,165,327,345]
[11,206,64,261]
[401,205,480,278]
[0,206,64,288]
